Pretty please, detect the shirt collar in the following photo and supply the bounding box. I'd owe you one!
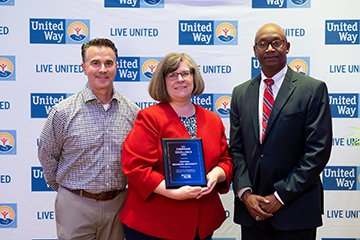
[260,65,288,85]
[82,82,120,103]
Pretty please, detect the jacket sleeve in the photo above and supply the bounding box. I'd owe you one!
[229,86,252,195]
[274,81,333,203]
[121,109,165,200]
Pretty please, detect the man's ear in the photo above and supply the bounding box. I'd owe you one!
[286,42,290,54]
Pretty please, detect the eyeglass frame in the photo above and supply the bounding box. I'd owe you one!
[254,39,287,51]
[166,70,193,81]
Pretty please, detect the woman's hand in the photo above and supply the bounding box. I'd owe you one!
[155,166,226,200]
[170,185,203,200]
[197,166,226,199]
[154,180,203,200]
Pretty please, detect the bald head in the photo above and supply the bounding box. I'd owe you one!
[255,23,287,44]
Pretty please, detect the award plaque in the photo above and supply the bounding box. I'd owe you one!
[162,138,206,189]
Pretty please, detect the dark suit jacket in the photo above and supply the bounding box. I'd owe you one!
[230,67,332,230]
[120,103,233,240]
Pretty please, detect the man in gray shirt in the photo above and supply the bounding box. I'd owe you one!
[38,38,139,240]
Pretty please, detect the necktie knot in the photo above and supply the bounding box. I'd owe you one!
[264,78,274,87]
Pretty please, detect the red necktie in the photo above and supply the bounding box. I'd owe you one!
[261,79,274,142]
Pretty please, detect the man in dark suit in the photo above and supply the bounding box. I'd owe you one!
[230,23,332,240]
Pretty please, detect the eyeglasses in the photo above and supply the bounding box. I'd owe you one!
[255,39,286,51]
[167,70,193,81]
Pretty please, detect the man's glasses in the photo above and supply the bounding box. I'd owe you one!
[255,39,286,51]
[167,70,193,81]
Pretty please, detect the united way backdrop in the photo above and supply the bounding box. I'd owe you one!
[1,0,359,239]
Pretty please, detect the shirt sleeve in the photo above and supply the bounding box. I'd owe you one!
[37,107,64,191]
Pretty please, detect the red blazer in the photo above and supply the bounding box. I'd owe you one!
[120,102,232,240]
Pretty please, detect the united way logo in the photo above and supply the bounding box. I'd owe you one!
[30,18,90,44]
[0,204,17,228]
[67,21,89,43]
[329,93,358,118]
[214,95,231,117]
[0,131,16,155]
[141,58,159,81]
[215,22,237,44]
[0,56,15,81]
[288,57,310,75]
[325,20,360,45]
[31,93,69,118]
[179,20,238,45]
[252,0,310,8]
[0,0,14,6]
[322,166,359,190]
[192,94,231,118]
[115,57,161,82]
[104,0,164,8]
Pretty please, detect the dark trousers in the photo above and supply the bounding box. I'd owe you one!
[124,224,212,240]
[241,225,316,240]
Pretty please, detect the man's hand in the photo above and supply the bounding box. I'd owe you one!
[242,190,273,221]
[259,193,282,214]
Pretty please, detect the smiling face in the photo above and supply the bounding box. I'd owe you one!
[81,45,117,95]
[253,23,290,77]
[165,61,194,104]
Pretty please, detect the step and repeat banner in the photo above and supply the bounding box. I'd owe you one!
[1,0,359,239]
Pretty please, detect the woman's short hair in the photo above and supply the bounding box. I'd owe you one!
[149,52,205,102]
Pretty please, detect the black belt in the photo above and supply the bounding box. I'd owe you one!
[64,187,125,201]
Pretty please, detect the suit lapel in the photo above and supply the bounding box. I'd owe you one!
[265,68,297,140]
[248,76,261,142]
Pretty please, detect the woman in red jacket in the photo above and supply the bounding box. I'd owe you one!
[120,52,233,240]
